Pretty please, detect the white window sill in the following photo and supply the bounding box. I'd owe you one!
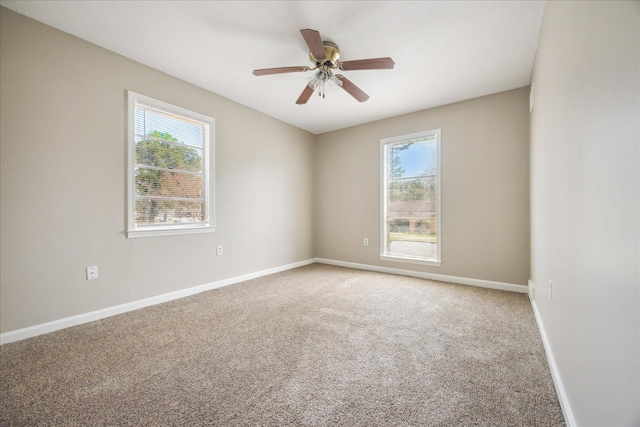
[380,255,441,267]
[127,225,215,238]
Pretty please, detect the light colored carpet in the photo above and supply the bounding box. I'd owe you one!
[0,264,564,426]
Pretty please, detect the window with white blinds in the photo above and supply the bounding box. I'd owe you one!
[380,130,441,266]
[127,91,215,238]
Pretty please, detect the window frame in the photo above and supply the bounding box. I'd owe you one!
[380,129,442,266]
[126,91,215,238]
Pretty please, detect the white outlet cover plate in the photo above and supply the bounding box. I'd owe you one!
[86,266,99,280]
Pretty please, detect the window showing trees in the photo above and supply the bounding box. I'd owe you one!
[381,130,441,265]
[127,92,214,238]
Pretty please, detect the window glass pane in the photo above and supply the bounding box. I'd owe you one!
[135,199,204,225]
[136,106,204,148]
[135,168,203,199]
[384,137,438,261]
[135,137,203,173]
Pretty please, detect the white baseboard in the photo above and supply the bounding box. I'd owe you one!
[0,258,316,345]
[314,258,528,293]
[1,258,526,345]
[529,292,576,427]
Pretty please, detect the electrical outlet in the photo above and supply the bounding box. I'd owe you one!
[364,238,369,246]
[86,266,99,280]
[548,279,553,300]
[342,239,348,246]
[216,246,223,255]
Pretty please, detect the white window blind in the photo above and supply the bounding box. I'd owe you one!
[127,91,214,238]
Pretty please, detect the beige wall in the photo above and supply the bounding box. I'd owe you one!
[4,3,639,423]
[0,8,315,333]
[530,1,639,425]
[314,88,531,286]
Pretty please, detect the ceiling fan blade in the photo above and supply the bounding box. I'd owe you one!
[296,84,315,105]
[253,66,309,76]
[339,57,395,71]
[336,75,370,103]
[300,29,326,61]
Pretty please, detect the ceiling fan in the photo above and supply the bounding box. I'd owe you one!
[253,29,394,105]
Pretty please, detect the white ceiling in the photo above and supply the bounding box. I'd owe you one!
[1,1,544,135]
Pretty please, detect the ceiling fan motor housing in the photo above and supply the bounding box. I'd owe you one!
[309,42,341,68]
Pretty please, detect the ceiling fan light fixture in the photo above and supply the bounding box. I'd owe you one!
[307,69,342,99]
